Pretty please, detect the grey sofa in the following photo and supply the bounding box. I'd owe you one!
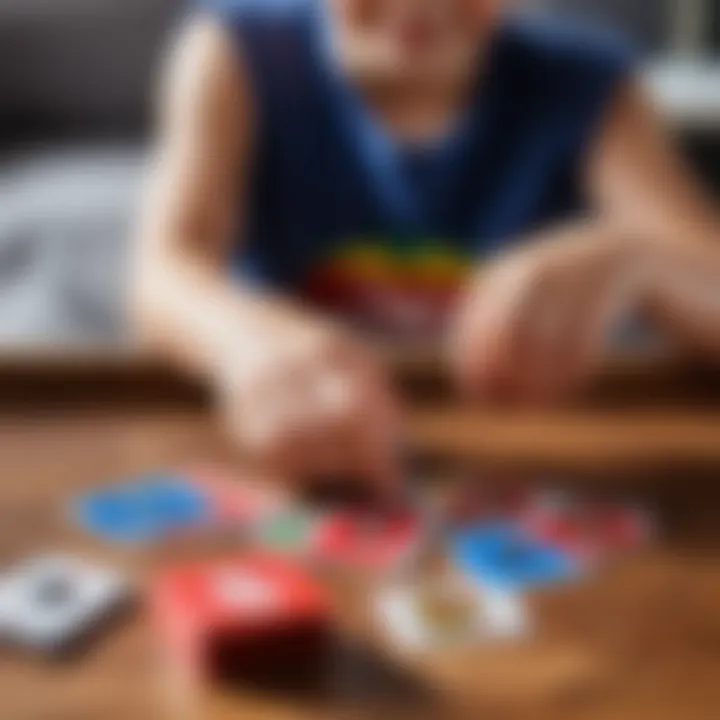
[0,0,182,347]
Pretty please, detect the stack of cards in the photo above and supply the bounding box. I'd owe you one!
[0,554,131,656]
[151,553,331,683]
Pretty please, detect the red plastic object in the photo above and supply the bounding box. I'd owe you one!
[151,554,332,683]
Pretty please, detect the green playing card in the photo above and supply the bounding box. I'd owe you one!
[255,511,316,552]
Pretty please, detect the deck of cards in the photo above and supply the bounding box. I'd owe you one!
[151,553,331,683]
[0,554,131,656]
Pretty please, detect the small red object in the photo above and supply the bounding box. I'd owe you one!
[186,464,286,524]
[523,499,652,566]
[152,554,332,683]
[310,509,422,573]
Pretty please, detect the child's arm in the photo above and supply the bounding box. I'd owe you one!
[448,79,719,404]
[589,79,720,352]
[131,18,401,490]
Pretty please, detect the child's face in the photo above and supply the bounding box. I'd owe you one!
[328,0,503,82]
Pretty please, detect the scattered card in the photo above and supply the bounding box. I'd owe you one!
[375,578,527,651]
[254,510,318,555]
[451,523,580,592]
[0,554,131,656]
[310,508,423,574]
[186,464,287,527]
[72,473,212,545]
[522,494,654,567]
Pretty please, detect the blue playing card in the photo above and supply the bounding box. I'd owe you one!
[72,473,211,544]
[450,523,580,591]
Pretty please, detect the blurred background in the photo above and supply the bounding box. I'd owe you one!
[0,0,718,351]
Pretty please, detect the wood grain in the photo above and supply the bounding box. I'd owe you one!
[0,361,720,719]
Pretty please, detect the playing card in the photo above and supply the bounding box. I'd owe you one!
[451,523,580,592]
[375,578,527,651]
[186,464,287,527]
[0,554,131,655]
[253,510,318,554]
[522,493,654,567]
[309,508,424,574]
[72,473,212,544]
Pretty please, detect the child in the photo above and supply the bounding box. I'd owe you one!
[133,0,719,491]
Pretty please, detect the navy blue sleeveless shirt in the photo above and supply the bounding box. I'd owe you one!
[201,0,633,334]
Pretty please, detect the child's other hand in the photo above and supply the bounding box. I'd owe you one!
[216,311,402,493]
[447,227,651,404]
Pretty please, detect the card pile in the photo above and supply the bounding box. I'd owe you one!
[0,465,655,666]
[152,553,331,683]
[0,554,130,656]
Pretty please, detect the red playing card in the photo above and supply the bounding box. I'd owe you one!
[523,498,652,566]
[152,554,331,683]
[185,464,287,525]
[310,509,423,573]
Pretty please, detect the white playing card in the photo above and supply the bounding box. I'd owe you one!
[0,553,131,654]
[481,585,529,638]
[375,578,528,651]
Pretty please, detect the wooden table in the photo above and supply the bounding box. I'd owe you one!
[2,356,720,720]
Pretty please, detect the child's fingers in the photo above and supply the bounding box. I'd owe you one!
[449,256,549,401]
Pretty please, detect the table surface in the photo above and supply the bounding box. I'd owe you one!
[2,359,720,720]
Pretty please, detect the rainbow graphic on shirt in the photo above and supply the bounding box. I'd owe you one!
[302,238,474,336]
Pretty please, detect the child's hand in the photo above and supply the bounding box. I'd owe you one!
[447,226,651,404]
[215,311,402,493]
